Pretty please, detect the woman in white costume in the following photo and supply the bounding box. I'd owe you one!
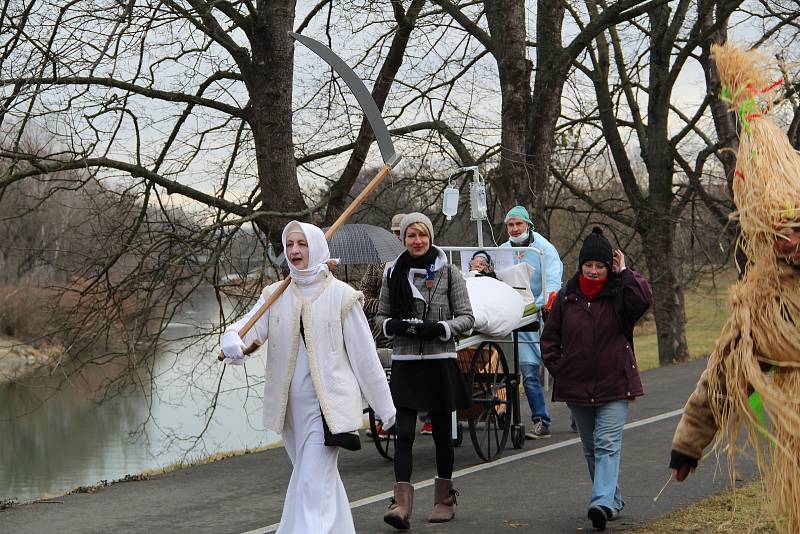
[220,221,396,534]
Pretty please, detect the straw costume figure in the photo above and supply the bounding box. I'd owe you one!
[670,43,800,532]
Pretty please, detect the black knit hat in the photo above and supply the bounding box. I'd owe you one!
[579,226,613,271]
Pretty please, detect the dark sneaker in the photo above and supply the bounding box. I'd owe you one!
[570,416,578,433]
[607,508,621,521]
[525,418,551,440]
[588,506,607,530]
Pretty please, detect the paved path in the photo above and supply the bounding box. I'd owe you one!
[0,358,756,533]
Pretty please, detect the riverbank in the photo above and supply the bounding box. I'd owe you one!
[0,441,284,512]
[0,335,62,383]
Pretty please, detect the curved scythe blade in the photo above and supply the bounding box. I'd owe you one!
[289,32,402,168]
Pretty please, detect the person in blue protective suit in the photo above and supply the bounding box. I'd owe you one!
[500,206,563,439]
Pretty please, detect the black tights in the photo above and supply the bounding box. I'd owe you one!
[394,407,454,482]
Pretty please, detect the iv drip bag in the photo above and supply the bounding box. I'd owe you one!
[442,186,459,220]
[469,181,487,220]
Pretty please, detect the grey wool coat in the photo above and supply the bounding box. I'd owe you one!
[376,246,474,360]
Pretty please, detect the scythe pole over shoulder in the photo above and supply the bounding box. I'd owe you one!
[218,32,402,361]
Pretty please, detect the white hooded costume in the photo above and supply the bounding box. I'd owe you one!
[221,221,396,534]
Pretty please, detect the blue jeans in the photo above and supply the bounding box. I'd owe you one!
[520,363,550,425]
[568,400,628,512]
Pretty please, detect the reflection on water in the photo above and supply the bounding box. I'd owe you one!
[0,293,277,502]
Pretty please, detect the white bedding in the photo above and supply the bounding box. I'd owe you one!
[494,262,536,308]
[464,275,525,337]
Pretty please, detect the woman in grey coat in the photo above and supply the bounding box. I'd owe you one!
[377,212,474,530]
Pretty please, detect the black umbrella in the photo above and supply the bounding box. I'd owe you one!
[324,223,405,265]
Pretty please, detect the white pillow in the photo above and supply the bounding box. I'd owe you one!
[494,262,535,307]
[464,276,525,337]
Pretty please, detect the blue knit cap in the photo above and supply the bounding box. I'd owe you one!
[504,205,534,228]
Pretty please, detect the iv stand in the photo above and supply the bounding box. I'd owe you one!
[444,166,488,248]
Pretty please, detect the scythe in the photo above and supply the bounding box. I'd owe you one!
[219,32,402,360]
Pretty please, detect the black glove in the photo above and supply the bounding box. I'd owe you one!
[386,318,410,337]
[418,320,446,340]
[668,450,698,470]
[669,449,698,481]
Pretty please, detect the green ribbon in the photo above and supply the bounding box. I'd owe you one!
[748,365,777,445]
[748,390,766,427]
[738,98,759,137]
[719,85,759,138]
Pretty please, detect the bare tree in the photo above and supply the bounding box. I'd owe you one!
[427,0,671,234]
[0,0,789,375]
[544,0,743,365]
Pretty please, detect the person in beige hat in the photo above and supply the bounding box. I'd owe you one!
[360,213,406,440]
[390,213,405,239]
[362,214,406,324]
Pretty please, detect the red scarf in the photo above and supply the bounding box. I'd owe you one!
[578,275,607,302]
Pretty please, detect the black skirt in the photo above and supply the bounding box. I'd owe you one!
[390,358,470,412]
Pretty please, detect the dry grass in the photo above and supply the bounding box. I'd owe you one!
[631,480,776,533]
[634,270,736,371]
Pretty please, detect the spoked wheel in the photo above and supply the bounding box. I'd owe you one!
[511,424,526,449]
[467,341,512,462]
[453,421,463,447]
[367,407,395,460]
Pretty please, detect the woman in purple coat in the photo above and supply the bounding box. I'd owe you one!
[541,227,652,531]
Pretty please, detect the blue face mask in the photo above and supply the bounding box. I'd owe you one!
[509,231,529,244]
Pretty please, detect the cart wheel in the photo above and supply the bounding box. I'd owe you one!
[453,422,463,447]
[511,424,526,449]
[467,341,512,462]
[367,407,395,460]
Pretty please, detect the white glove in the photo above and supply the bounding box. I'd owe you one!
[221,331,247,365]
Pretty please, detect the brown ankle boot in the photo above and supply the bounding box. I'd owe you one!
[428,477,458,523]
[384,482,414,530]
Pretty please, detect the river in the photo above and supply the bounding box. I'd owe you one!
[0,290,279,502]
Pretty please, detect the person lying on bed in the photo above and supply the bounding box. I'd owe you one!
[468,250,497,279]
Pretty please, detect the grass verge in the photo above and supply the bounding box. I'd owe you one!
[634,270,735,371]
[630,479,775,533]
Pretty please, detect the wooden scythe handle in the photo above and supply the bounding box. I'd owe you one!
[218,162,395,362]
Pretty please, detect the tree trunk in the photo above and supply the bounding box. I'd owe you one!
[642,219,689,365]
[588,2,690,365]
[787,104,800,150]
[642,5,690,365]
[484,0,531,220]
[247,0,305,242]
[522,0,567,236]
[699,9,737,194]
